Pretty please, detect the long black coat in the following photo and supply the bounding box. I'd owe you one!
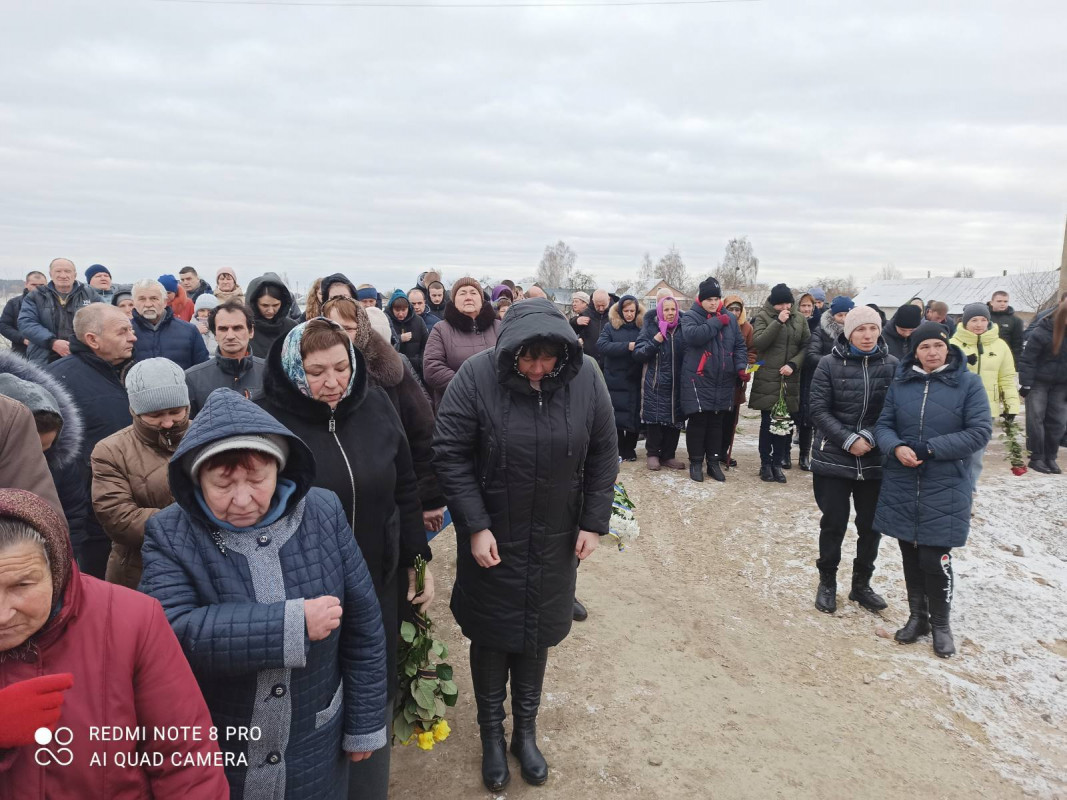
[432,299,617,654]
[801,311,844,424]
[596,301,644,431]
[257,335,430,695]
[386,295,429,377]
[678,304,748,415]
[809,338,898,480]
[571,307,609,364]
[634,310,684,427]
[1018,312,1067,387]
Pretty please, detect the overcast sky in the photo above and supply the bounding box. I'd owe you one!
[2,0,1065,293]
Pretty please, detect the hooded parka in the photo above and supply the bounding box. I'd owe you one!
[873,347,992,548]
[678,303,749,415]
[247,273,298,359]
[140,390,388,800]
[386,289,429,376]
[749,301,811,412]
[634,308,685,427]
[596,297,644,431]
[432,299,618,654]
[949,325,1020,416]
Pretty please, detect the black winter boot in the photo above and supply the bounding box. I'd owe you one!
[706,460,726,482]
[509,649,550,785]
[815,573,837,614]
[799,454,811,471]
[849,576,888,612]
[781,453,793,469]
[759,463,775,482]
[894,591,930,643]
[772,464,787,483]
[925,558,956,658]
[689,463,704,482]
[470,644,511,791]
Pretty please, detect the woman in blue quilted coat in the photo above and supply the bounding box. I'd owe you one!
[874,323,992,659]
[140,388,388,800]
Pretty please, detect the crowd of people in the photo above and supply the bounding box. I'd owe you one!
[0,256,1065,798]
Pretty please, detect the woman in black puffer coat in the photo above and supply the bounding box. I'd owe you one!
[634,297,685,470]
[596,295,644,461]
[800,296,854,470]
[1017,300,1067,473]
[432,298,617,792]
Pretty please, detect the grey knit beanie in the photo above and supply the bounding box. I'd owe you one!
[126,358,190,415]
[961,302,990,326]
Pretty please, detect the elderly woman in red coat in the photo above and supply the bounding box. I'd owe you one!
[0,489,227,800]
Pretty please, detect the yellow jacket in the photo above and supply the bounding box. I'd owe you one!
[950,325,1020,415]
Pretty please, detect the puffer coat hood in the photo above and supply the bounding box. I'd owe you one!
[169,388,315,529]
[320,273,358,303]
[246,273,298,358]
[950,324,1020,415]
[808,338,898,480]
[0,349,83,469]
[873,345,992,547]
[493,298,583,394]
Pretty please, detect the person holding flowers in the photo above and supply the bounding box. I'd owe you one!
[432,298,617,792]
[634,294,686,471]
[949,302,1020,490]
[749,284,810,483]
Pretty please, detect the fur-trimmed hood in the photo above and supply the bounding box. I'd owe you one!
[0,350,84,469]
[722,294,748,327]
[608,296,645,330]
[820,306,844,340]
[444,297,498,333]
[358,329,406,389]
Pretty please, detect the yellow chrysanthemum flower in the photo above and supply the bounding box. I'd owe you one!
[432,720,451,742]
[416,731,435,751]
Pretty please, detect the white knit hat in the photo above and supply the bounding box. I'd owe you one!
[194,294,220,313]
[185,434,290,482]
[365,307,393,343]
[126,358,190,415]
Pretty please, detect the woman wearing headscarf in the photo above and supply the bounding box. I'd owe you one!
[257,319,432,799]
[950,303,1020,490]
[90,358,191,589]
[214,268,245,306]
[721,295,755,469]
[798,296,854,471]
[596,295,645,461]
[432,298,617,791]
[0,489,228,799]
[874,323,992,657]
[1017,299,1067,473]
[423,277,501,407]
[750,283,810,484]
[140,389,389,799]
[246,273,298,359]
[634,294,686,470]
[679,278,748,483]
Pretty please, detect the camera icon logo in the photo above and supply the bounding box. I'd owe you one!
[34,727,74,766]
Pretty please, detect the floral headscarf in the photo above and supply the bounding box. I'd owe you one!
[657,295,680,338]
[280,318,359,402]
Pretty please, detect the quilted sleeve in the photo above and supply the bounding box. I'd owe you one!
[596,325,630,357]
[579,362,619,535]
[17,294,55,350]
[140,515,298,676]
[997,345,1021,415]
[331,496,388,753]
[809,357,853,449]
[421,325,454,392]
[90,442,158,550]
[632,319,660,364]
[874,381,907,458]
[925,375,993,459]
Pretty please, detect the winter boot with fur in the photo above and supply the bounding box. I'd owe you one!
[470,644,511,791]
[509,649,550,785]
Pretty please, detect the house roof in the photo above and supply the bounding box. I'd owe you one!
[852,272,1060,314]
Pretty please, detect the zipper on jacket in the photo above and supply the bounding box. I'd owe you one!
[913,380,931,544]
[329,409,357,533]
[537,390,543,411]
[857,356,871,480]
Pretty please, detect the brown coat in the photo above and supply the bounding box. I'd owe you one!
[0,394,65,526]
[724,294,756,408]
[91,415,187,589]
[422,301,501,406]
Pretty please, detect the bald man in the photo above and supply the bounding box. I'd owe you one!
[18,257,103,365]
[45,304,138,578]
[525,285,548,300]
[571,288,611,365]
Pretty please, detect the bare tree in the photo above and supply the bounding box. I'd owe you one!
[807,274,859,298]
[874,263,903,281]
[653,245,688,291]
[1011,266,1060,313]
[537,241,577,288]
[714,237,760,290]
[953,267,976,278]
[569,269,597,294]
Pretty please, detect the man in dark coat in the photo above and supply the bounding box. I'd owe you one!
[130,279,209,370]
[45,303,137,578]
[0,270,47,356]
[18,258,102,364]
[988,290,1024,363]
[178,266,213,302]
[881,303,922,361]
[432,298,617,791]
[407,287,441,332]
[808,306,898,615]
[184,301,266,416]
[570,289,610,364]
[679,277,748,482]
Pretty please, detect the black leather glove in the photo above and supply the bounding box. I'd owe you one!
[1019,386,1031,398]
[910,441,935,461]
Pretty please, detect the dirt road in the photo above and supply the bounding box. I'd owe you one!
[392,415,1066,799]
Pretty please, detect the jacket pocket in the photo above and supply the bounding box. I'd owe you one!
[314,680,344,730]
[479,443,496,489]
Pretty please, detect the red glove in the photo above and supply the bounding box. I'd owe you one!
[0,673,74,748]
[738,369,750,383]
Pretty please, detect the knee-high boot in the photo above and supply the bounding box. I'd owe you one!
[470,643,511,791]
[895,547,929,643]
[924,553,955,658]
[508,648,549,785]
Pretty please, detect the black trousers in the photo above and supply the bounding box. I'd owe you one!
[898,540,953,619]
[686,410,730,464]
[645,424,681,460]
[813,473,882,584]
[470,643,549,727]
[758,410,795,465]
[722,405,742,462]
[616,427,639,460]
